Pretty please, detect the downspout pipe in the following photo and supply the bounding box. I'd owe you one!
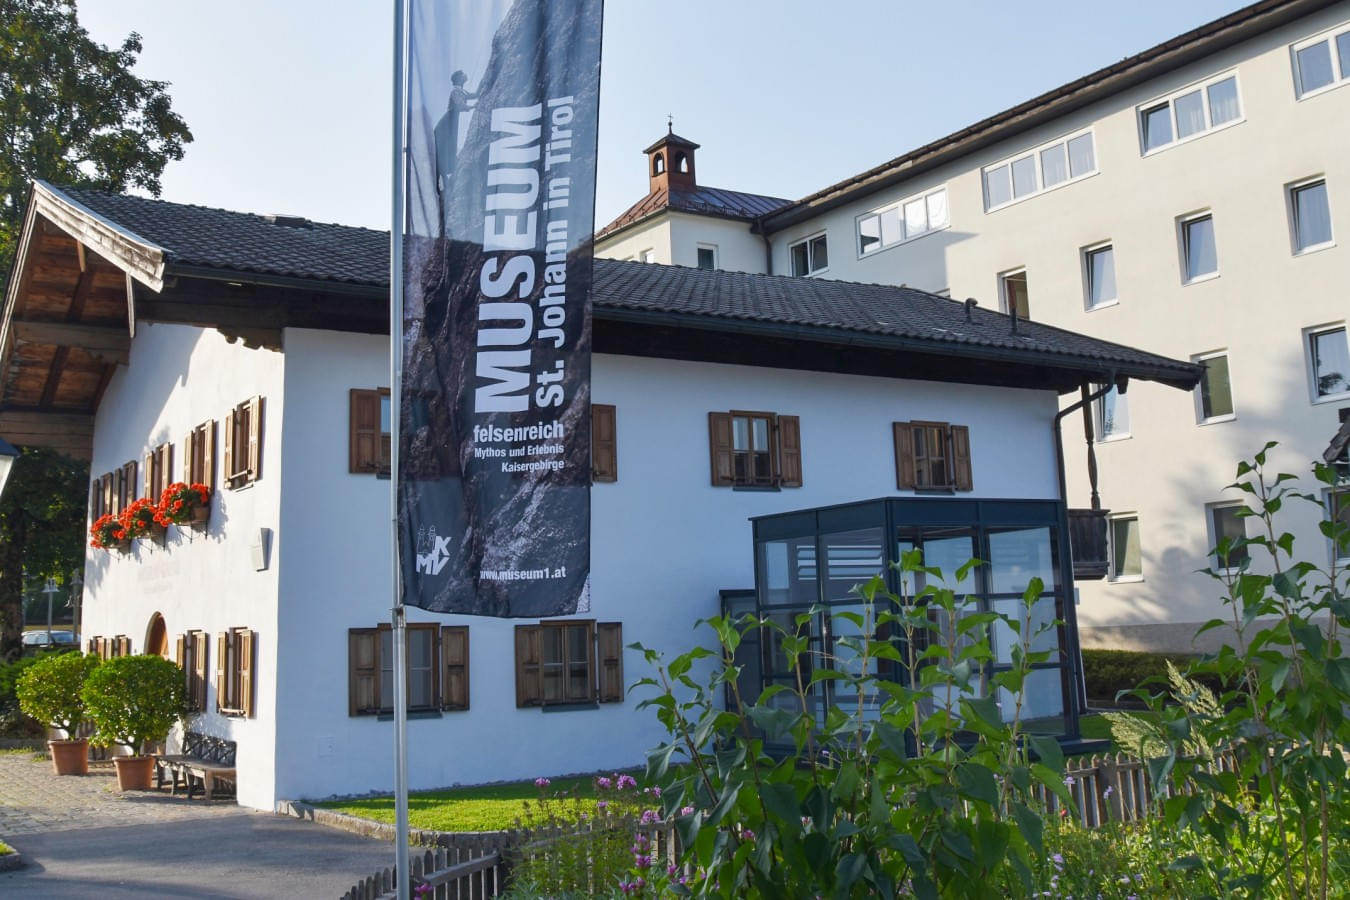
[753,220,773,275]
[1052,373,1118,739]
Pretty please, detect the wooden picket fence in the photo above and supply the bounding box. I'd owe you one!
[340,814,678,900]
[340,751,1241,898]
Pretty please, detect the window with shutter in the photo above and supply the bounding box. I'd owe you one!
[349,388,392,474]
[708,411,803,488]
[516,619,615,708]
[217,627,254,717]
[893,421,973,492]
[117,461,136,512]
[224,397,264,488]
[90,480,102,521]
[185,420,216,491]
[101,473,114,516]
[591,404,618,483]
[347,624,451,716]
[144,443,172,501]
[115,635,131,657]
[441,626,469,710]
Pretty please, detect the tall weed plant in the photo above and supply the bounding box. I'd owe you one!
[630,551,1082,899]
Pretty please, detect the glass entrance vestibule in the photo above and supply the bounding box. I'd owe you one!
[733,497,1085,746]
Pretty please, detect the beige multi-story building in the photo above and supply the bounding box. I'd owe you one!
[596,0,1350,651]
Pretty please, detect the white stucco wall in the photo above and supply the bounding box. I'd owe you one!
[593,216,672,264]
[268,332,1061,804]
[758,3,1350,648]
[666,213,768,273]
[82,323,285,810]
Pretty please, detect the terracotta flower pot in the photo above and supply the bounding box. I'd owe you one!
[191,506,209,527]
[113,755,156,791]
[48,738,89,776]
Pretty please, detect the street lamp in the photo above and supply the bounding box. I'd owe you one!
[0,435,16,499]
[42,577,59,646]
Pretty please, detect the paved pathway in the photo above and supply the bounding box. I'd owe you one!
[0,752,394,898]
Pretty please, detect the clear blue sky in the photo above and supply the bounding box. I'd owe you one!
[75,1,1248,232]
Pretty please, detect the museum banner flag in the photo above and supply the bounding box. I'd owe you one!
[398,0,601,617]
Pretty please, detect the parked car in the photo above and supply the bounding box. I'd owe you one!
[21,630,77,651]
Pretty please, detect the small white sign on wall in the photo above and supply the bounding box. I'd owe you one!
[252,527,271,571]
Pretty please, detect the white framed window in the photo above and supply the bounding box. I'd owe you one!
[1308,325,1350,402]
[1291,23,1350,99]
[1289,178,1334,254]
[1082,243,1117,310]
[1179,212,1219,283]
[695,243,718,270]
[856,186,949,256]
[789,232,829,276]
[1207,502,1249,571]
[1192,351,1234,424]
[1326,488,1350,563]
[1108,514,1142,582]
[998,268,1030,319]
[1137,71,1242,155]
[1095,384,1129,440]
[640,248,655,264]
[982,130,1095,212]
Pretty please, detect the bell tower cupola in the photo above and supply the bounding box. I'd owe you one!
[644,125,700,194]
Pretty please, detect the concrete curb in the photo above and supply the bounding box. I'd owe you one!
[277,800,510,850]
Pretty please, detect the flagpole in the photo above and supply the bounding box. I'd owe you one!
[389,1,410,898]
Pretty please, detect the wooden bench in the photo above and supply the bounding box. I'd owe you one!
[155,732,236,801]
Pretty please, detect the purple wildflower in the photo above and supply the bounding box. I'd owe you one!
[597,776,613,789]
[597,800,608,810]
[617,774,638,790]
[534,777,550,788]
[681,805,695,816]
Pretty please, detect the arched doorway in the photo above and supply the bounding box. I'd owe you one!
[145,613,168,658]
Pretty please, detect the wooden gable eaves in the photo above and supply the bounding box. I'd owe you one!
[0,183,165,460]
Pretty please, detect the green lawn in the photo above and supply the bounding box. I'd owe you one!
[318,772,643,832]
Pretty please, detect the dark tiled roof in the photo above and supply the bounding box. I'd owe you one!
[43,184,1197,387]
[591,260,1197,387]
[595,185,791,240]
[54,184,390,287]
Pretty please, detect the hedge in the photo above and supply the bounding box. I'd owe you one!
[1081,649,1227,706]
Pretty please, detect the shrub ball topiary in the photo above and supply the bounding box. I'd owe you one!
[15,652,100,736]
[81,654,185,757]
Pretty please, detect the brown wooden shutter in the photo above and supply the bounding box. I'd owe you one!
[349,389,381,473]
[117,636,131,656]
[440,627,469,711]
[223,408,236,485]
[90,481,102,520]
[193,632,209,711]
[777,415,802,487]
[238,630,255,717]
[349,629,379,715]
[596,623,624,703]
[215,632,228,711]
[515,625,542,707]
[591,404,618,483]
[203,421,216,491]
[145,452,156,498]
[175,635,185,667]
[183,433,192,482]
[87,637,96,655]
[708,412,734,486]
[248,396,263,481]
[951,425,973,491]
[102,473,113,515]
[162,444,174,492]
[893,422,917,489]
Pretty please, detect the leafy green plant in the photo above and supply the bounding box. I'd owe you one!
[15,650,98,736]
[80,654,184,756]
[1105,660,1220,759]
[630,551,1072,899]
[1126,444,1350,897]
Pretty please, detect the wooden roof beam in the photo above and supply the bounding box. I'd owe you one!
[11,320,130,366]
[0,409,93,460]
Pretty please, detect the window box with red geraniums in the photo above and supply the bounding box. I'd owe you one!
[120,497,163,542]
[89,514,128,552]
[156,482,210,527]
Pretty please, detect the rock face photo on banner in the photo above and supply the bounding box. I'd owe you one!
[399,0,600,618]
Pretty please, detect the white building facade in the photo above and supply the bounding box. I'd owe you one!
[598,0,1350,651]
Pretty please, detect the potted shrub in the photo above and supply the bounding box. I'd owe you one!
[16,652,100,775]
[81,654,185,790]
[156,482,211,527]
[89,513,128,552]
